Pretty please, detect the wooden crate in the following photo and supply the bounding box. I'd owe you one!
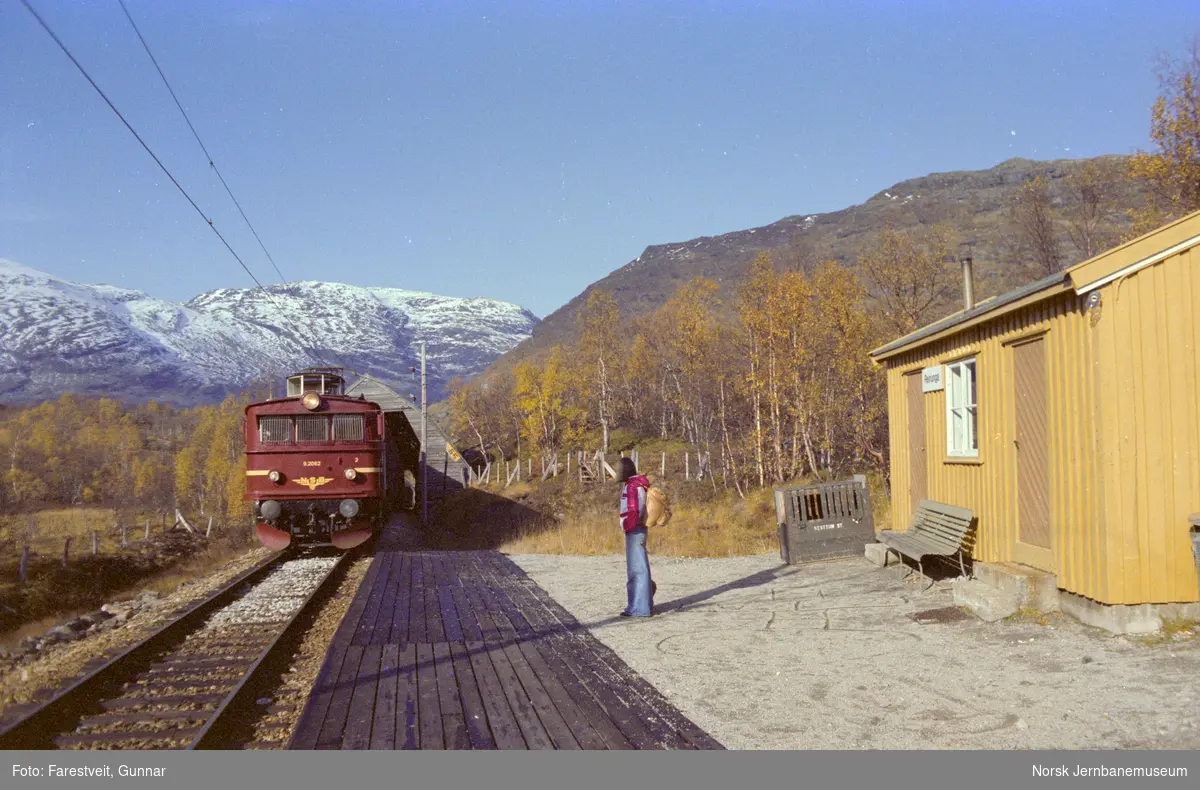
[774,476,874,564]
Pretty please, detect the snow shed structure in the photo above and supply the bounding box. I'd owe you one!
[870,210,1200,607]
[346,374,469,516]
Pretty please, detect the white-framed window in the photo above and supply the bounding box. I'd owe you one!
[945,358,978,457]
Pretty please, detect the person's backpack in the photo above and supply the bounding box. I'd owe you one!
[645,485,672,527]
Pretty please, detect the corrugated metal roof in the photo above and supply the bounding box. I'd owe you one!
[345,374,417,413]
[869,271,1068,359]
[346,374,465,463]
[1065,208,1200,292]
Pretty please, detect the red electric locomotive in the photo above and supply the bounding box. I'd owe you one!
[244,367,392,550]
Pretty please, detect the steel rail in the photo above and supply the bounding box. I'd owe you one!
[0,548,349,750]
[190,550,352,749]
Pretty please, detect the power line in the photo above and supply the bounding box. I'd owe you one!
[116,0,288,286]
[115,0,359,378]
[18,0,336,371]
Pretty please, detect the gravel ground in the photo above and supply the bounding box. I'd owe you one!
[510,552,1200,750]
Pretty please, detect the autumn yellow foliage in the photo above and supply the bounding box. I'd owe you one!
[1127,37,1200,234]
[1,393,249,524]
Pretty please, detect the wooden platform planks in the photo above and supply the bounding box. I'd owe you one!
[415,642,443,749]
[396,644,419,749]
[448,642,495,749]
[341,644,382,749]
[289,537,722,752]
[368,643,399,750]
[387,552,413,645]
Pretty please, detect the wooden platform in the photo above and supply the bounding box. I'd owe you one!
[289,540,722,750]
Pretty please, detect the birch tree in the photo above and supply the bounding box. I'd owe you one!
[575,290,622,452]
[1129,35,1200,232]
[1063,159,1120,259]
[858,223,956,333]
[1010,175,1064,276]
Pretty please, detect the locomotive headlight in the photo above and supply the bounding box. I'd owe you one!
[339,499,360,519]
[267,469,282,483]
[344,467,358,481]
[260,500,282,520]
[302,392,322,411]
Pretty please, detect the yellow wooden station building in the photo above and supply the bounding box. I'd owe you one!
[870,211,1200,616]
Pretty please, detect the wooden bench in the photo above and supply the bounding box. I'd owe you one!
[877,499,974,581]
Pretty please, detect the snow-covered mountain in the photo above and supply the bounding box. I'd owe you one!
[0,260,539,405]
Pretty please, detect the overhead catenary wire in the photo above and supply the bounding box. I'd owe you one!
[116,0,289,286]
[115,0,357,376]
[19,0,338,372]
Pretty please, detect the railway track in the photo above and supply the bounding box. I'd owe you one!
[0,548,353,750]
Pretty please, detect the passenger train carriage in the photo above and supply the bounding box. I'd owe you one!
[245,368,397,550]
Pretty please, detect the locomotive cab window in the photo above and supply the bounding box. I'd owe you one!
[259,416,293,443]
[296,415,329,442]
[332,414,364,441]
[286,369,345,397]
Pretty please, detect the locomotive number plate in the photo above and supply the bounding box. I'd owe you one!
[302,460,322,467]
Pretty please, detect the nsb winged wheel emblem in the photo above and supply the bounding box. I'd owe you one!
[295,476,334,491]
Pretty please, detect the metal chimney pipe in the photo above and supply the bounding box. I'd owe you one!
[961,256,975,312]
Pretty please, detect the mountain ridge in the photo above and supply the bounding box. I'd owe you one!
[0,260,538,406]
[503,154,1145,370]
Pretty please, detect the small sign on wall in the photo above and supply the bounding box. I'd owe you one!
[921,365,944,393]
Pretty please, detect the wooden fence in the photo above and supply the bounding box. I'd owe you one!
[12,509,213,585]
[466,449,714,489]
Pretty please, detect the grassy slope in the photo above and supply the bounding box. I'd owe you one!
[427,471,891,558]
[0,508,257,638]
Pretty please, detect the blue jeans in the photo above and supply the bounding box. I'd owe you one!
[624,528,653,616]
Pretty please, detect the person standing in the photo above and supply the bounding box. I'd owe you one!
[617,457,654,617]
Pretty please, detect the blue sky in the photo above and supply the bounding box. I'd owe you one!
[3,1,1198,319]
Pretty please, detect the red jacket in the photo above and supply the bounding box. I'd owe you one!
[620,475,650,532]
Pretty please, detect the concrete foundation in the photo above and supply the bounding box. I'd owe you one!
[962,561,1200,634]
[952,562,1057,623]
[1058,592,1200,635]
[952,578,1020,622]
[973,562,1060,612]
[950,561,1056,624]
[863,542,896,568]
[867,551,1200,635]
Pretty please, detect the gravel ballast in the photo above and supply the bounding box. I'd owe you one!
[510,552,1200,750]
[244,555,372,749]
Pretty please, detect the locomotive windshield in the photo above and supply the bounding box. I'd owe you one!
[286,367,345,397]
[256,413,366,443]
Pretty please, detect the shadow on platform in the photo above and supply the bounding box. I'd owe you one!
[379,488,551,551]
